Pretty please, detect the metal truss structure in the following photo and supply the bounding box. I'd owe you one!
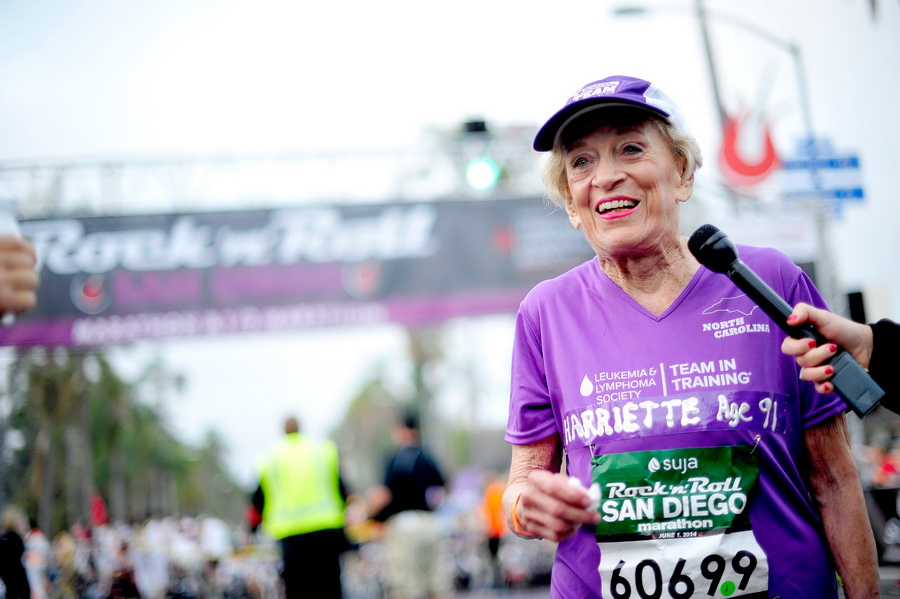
[0,124,545,218]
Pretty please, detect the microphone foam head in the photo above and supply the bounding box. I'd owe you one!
[688,224,738,274]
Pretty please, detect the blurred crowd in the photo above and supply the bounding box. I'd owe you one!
[7,514,279,599]
[5,449,900,599]
[858,441,900,490]
[0,471,556,599]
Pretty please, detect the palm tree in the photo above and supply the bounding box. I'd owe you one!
[2,346,246,534]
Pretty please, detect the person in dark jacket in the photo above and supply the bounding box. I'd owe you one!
[0,507,31,599]
[371,410,451,599]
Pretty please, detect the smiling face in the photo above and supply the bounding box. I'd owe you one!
[563,112,694,261]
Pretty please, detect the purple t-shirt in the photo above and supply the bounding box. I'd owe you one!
[506,246,847,599]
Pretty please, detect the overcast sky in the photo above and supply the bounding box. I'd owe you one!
[1,0,898,486]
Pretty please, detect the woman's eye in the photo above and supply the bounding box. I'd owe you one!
[571,156,589,168]
[623,144,643,154]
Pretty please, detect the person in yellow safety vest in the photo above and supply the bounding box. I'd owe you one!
[251,416,350,598]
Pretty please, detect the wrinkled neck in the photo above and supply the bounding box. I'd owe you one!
[598,237,699,315]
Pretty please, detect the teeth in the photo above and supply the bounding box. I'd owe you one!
[598,199,636,213]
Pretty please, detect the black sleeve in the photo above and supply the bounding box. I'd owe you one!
[372,454,399,523]
[252,484,265,515]
[337,467,349,503]
[869,319,900,413]
[382,454,397,487]
[422,453,445,489]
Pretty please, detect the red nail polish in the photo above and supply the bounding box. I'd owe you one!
[829,344,838,353]
[787,314,798,324]
[824,366,834,375]
[808,340,817,349]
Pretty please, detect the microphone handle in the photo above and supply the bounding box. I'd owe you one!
[727,260,822,342]
[726,259,883,418]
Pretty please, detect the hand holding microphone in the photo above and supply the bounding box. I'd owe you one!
[782,303,874,388]
[688,224,884,417]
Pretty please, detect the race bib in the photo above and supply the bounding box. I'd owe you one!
[592,446,769,598]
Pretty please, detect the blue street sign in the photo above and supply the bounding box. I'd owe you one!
[783,188,864,200]
[778,138,864,217]
[781,156,860,170]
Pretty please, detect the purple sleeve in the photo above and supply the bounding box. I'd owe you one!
[505,305,559,445]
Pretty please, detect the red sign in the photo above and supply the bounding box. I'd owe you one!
[718,112,781,187]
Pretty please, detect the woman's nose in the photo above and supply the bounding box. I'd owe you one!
[590,160,625,190]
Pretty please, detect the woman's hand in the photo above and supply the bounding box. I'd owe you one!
[781,303,873,395]
[513,469,601,542]
[504,436,601,542]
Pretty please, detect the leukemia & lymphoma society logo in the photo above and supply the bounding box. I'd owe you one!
[577,369,658,403]
[70,274,112,315]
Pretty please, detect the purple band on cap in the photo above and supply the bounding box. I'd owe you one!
[533,75,689,152]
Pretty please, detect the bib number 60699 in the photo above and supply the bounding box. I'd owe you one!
[608,550,758,598]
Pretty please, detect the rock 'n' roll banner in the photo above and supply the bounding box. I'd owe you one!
[2,198,594,347]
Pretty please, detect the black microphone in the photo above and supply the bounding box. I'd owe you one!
[688,223,883,418]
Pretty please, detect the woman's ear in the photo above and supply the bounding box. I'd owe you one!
[566,198,581,229]
[675,154,694,202]
[677,153,689,179]
[676,173,694,203]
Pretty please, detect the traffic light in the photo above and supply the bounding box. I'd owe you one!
[465,156,500,190]
[461,120,500,191]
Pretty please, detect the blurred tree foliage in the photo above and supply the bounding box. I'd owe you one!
[0,347,246,536]
[333,325,511,498]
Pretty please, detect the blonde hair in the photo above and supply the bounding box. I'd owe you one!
[0,506,26,534]
[540,111,703,209]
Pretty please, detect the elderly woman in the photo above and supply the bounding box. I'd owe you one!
[502,75,879,598]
